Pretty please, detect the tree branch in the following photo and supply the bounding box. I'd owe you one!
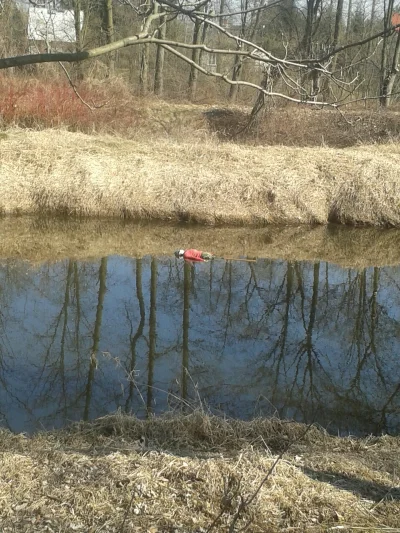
[161,42,336,106]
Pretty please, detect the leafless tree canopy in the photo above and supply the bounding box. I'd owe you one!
[1,0,400,107]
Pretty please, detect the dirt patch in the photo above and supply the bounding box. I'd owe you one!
[1,413,399,532]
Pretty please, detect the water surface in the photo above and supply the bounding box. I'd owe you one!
[1,253,399,435]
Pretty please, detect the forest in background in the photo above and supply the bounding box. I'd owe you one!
[2,0,400,110]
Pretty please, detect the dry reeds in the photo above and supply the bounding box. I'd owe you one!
[0,413,399,532]
[1,129,400,228]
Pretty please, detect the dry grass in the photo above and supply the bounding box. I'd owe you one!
[205,107,400,148]
[1,129,400,227]
[2,75,400,148]
[1,413,399,532]
[0,216,400,268]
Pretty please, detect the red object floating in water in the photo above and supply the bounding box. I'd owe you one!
[174,249,214,262]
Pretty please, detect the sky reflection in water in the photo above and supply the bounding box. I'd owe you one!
[0,255,399,435]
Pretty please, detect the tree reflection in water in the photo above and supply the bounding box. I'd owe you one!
[0,256,399,435]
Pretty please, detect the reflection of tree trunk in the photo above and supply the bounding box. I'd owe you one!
[271,262,294,403]
[306,263,320,348]
[350,269,368,391]
[370,267,379,353]
[125,259,146,412]
[73,262,81,357]
[147,257,157,415]
[181,261,191,401]
[223,262,233,347]
[355,270,365,360]
[60,261,73,415]
[303,262,320,417]
[281,262,293,358]
[83,258,108,421]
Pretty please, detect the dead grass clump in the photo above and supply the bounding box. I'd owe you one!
[61,411,325,453]
[329,147,400,226]
[1,414,400,532]
[1,129,400,227]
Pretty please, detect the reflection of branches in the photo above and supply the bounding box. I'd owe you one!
[147,257,157,416]
[124,258,146,413]
[73,262,81,365]
[59,260,73,416]
[181,261,191,401]
[285,263,323,422]
[30,261,74,401]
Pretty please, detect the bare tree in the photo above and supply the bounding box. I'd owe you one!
[1,0,399,108]
[154,3,167,95]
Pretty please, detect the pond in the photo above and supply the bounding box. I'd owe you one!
[1,219,400,437]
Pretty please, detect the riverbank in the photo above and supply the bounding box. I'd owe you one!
[1,413,399,532]
[1,129,400,227]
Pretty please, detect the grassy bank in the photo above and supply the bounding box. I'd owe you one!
[1,217,400,268]
[1,129,400,227]
[1,413,399,532]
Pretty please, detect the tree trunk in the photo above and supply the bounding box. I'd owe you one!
[154,7,166,96]
[228,56,242,101]
[345,0,352,38]
[140,44,149,95]
[380,30,400,107]
[380,0,395,106]
[229,0,254,102]
[302,0,315,56]
[216,0,226,74]
[104,0,115,75]
[188,17,203,100]
[332,0,343,48]
[73,0,83,80]
[326,0,343,94]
